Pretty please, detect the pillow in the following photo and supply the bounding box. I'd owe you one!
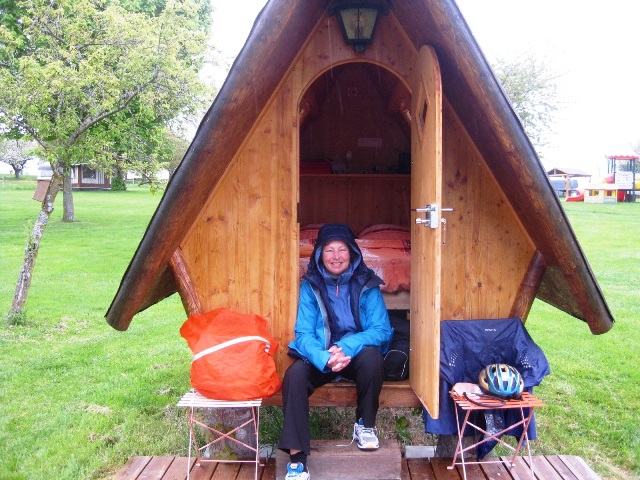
[300,223,324,240]
[358,224,410,240]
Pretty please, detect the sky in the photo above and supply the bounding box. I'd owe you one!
[455,0,640,178]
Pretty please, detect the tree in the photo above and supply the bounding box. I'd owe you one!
[117,0,211,31]
[83,102,177,192]
[0,0,213,318]
[632,142,640,173]
[0,138,36,179]
[0,0,27,66]
[165,128,190,178]
[99,0,212,192]
[492,53,560,152]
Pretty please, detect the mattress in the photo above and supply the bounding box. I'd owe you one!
[299,237,411,294]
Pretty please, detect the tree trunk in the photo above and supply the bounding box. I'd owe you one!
[62,171,75,222]
[9,168,64,316]
[435,434,476,458]
[14,168,21,180]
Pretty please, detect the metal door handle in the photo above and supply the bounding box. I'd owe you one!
[412,204,453,228]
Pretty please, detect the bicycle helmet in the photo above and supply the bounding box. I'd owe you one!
[478,363,524,398]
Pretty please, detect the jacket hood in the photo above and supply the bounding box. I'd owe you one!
[308,224,363,276]
[303,223,385,338]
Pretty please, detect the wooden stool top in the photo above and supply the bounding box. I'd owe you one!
[177,390,262,408]
[450,390,545,411]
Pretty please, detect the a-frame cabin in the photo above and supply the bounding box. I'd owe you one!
[106,0,614,418]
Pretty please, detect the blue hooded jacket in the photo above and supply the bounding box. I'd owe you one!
[288,224,393,372]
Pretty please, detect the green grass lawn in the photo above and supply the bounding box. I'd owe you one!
[0,183,192,480]
[524,202,640,479]
[1,181,638,479]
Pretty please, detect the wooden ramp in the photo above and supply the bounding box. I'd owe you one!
[112,454,602,479]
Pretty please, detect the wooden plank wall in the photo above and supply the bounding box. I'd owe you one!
[299,174,411,233]
[440,102,535,320]
[179,10,536,380]
[179,13,418,377]
[299,63,410,173]
[179,81,300,375]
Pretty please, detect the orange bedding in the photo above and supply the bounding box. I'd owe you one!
[299,238,411,293]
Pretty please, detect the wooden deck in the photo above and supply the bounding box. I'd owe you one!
[112,454,602,480]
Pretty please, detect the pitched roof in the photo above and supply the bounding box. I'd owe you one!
[105,0,614,334]
[547,167,593,177]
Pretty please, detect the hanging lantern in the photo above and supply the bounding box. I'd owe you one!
[331,2,387,53]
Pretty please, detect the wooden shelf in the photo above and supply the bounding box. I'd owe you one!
[300,173,409,178]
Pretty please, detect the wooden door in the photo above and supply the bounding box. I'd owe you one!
[409,45,443,418]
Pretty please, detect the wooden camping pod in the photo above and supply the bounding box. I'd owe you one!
[106,0,614,416]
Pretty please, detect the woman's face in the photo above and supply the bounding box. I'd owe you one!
[321,240,350,276]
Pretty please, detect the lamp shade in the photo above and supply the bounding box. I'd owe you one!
[334,4,384,52]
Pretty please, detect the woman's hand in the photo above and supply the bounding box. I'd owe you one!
[326,345,351,372]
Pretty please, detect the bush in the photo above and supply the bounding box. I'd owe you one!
[110,177,127,191]
[6,310,28,326]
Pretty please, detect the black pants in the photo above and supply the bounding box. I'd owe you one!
[277,346,384,456]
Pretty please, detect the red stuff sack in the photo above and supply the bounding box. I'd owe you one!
[179,308,281,400]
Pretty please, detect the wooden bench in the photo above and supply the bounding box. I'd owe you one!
[262,380,421,407]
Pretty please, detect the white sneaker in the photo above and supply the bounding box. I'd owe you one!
[353,419,379,450]
[285,462,310,480]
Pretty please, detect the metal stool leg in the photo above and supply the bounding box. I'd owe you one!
[187,407,193,480]
[178,391,262,480]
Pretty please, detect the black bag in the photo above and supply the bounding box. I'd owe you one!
[384,314,410,380]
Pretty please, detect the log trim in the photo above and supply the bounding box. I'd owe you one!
[168,248,203,316]
[509,250,546,322]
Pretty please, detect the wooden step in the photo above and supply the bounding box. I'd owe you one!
[276,439,402,480]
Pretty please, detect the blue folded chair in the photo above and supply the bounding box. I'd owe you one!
[424,318,550,458]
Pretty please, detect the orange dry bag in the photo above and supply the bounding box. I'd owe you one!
[180,308,281,400]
